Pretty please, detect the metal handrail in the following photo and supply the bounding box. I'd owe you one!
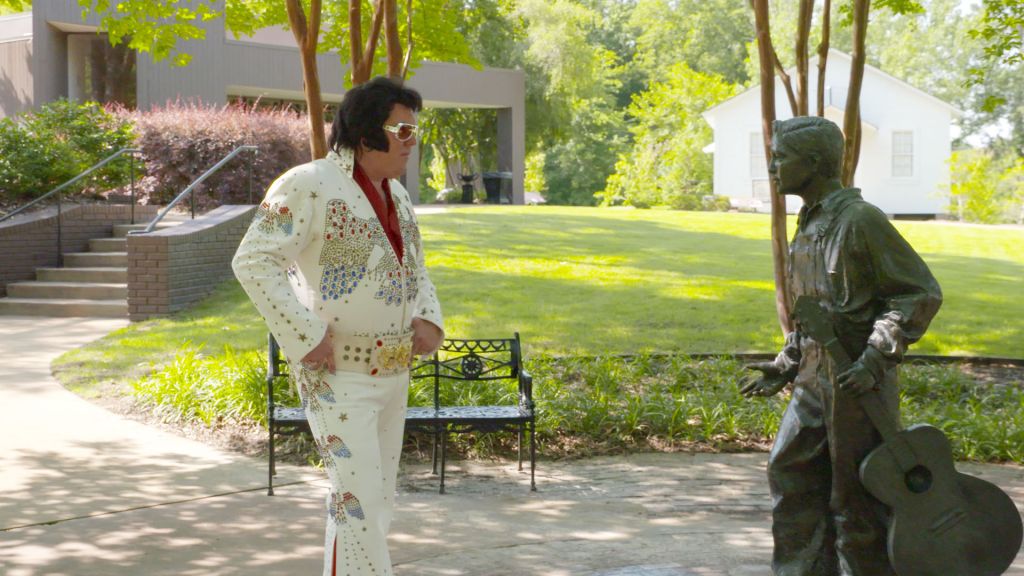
[138,145,258,234]
[0,147,140,223]
[0,147,140,267]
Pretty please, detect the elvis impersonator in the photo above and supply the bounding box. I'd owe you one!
[233,77,444,576]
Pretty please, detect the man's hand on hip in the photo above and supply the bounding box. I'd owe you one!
[411,318,443,357]
[301,329,336,374]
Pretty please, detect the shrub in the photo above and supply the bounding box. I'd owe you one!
[0,99,134,201]
[126,101,314,209]
[132,343,298,427]
[129,348,1024,464]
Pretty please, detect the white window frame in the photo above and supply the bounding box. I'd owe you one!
[892,130,914,178]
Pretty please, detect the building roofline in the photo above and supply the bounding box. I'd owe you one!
[703,48,963,120]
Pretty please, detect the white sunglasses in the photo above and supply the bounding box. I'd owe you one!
[383,122,419,142]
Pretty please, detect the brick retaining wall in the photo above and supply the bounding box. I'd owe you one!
[127,205,255,321]
[0,204,160,297]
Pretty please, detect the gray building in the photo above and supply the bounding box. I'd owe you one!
[0,4,526,203]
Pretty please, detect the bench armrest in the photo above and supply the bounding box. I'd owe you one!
[519,369,534,408]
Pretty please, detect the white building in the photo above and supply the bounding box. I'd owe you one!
[702,50,961,216]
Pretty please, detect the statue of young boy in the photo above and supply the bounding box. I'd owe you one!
[741,116,942,575]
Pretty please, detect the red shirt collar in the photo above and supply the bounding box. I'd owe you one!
[352,161,404,262]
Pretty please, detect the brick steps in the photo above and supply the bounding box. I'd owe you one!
[1,206,250,319]
[36,267,128,284]
[7,281,128,299]
[0,297,127,317]
[89,237,127,252]
[0,205,184,318]
[63,252,128,268]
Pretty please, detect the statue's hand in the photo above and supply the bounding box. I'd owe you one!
[836,361,877,396]
[740,361,789,398]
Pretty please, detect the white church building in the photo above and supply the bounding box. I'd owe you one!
[702,50,961,217]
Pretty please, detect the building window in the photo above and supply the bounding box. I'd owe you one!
[750,132,768,179]
[892,130,914,178]
[750,132,769,198]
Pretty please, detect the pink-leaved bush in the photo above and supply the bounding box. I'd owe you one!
[123,101,321,210]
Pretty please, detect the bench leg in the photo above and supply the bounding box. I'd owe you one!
[530,418,537,492]
[518,424,524,471]
[267,425,275,496]
[431,428,439,475]
[439,427,447,495]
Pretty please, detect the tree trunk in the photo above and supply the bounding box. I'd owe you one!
[753,0,793,335]
[384,0,403,78]
[287,0,327,159]
[795,0,814,115]
[816,0,832,116]
[352,0,386,85]
[842,0,870,187]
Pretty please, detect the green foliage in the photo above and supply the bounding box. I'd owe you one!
[524,150,547,195]
[79,0,219,67]
[73,0,477,81]
[130,345,1024,464]
[419,107,497,195]
[131,343,295,426]
[967,0,1024,104]
[542,97,628,205]
[0,99,135,200]
[947,149,1023,223]
[0,0,29,14]
[900,362,1024,462]
[600,64,738,209]
[630,0,754,86]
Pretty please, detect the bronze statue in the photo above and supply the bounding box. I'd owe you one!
[741,116,944,575]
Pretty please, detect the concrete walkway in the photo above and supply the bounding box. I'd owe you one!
[1,316,1022,575]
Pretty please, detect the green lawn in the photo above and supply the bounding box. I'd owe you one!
[55,206,1024,397]
[423,206,1024,358]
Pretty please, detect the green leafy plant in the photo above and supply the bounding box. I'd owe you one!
[131,343,294,427]
[0,99,135,200]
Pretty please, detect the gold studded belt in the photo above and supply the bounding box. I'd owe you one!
[332,330,414,377]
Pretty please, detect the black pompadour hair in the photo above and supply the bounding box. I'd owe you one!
[328,76,423,154]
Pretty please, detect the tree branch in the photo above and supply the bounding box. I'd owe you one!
[772,49,799,117]
[795,0,814,116]
[356,0,386,85]
[308,0,322,51]
[285,0,308,45]
[349,0,363,83]
[401,0,413,80]
[816,0,832,116]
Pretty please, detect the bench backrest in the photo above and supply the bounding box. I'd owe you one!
[267,332,523,411]
[412,334,522,410]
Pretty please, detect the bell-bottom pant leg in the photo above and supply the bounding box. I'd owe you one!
[297,367,410,576]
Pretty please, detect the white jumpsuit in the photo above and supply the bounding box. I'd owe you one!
[232,147,444,575]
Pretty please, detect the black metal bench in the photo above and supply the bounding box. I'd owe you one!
[266,333,536,495]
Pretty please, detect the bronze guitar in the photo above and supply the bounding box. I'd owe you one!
[794,296,1023,576]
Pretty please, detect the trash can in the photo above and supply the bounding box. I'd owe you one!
[482,171,513,204]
